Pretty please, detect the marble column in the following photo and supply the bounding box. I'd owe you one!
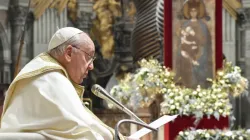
[8,1,29,78]
[223,9,236,65]
[78,0,93,12]
[76,0,93,33]
[234,6,250,129]
[242,0,250,7]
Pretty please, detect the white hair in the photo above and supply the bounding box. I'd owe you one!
[48,33,92,57]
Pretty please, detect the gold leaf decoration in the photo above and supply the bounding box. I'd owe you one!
[67,0,78,23]
[31,0,70,20]
[91,0,121,59]
[223,0,242,20]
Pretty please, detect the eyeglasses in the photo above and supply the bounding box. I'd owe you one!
[72,46,96,63]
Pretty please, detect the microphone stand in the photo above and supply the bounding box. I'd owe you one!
[92,85,147,125]
[114,119,157,140]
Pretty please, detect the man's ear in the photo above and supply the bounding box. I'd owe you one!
[64,45,73,62]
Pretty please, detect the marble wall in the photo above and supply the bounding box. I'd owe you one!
[229,2,250,129]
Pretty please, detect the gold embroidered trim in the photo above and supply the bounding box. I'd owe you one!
[73,83,85,99]
[1,66,63,123]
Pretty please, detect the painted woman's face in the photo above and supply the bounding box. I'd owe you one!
[190,8,198,18]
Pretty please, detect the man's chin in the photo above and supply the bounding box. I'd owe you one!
[78,78,84,84]
[73,78,83,85]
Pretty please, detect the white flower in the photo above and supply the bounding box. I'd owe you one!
[239,136,244,140]
[212,94,216,99]
[185,95,190,100]
[198,93,203,97]
[222,112,228,116]
[197,87,201,92]
[200,102,205,106]
[170,105,175,109]
[175,102,180,107]
[192,91,197,95]
[205,133,210,138]
[184,131,189,135]
[225,131,233,136]
[196,105,201,109]
[163,94,168,99]
[196,130,202,133]
[206,95,211,99]
[169,92,174,97]
[218,102,223,106]
[165,71,170,76]
[174,96,179,101]
[169,100,174,104]
[162,88,167,92]
[216,88,222,92]
[217,94,223,98]
[179,131,184,135]
[208,109,213,114]
[187,134,195,140]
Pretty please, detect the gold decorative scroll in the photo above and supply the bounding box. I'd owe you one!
[31,0,70,19]
[223,0,242,20]
[91,0,121,59]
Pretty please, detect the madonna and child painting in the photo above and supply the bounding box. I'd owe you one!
[173,0,215,88]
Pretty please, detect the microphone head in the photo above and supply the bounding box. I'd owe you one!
[91,84,106,99]
[91,84,101,93]
[91,84,98,92]
[91,84,125,110]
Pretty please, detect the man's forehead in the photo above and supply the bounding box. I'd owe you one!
[78,34,95,51]
[79,44,95,54]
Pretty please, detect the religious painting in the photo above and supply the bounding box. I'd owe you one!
[172,0,215,88]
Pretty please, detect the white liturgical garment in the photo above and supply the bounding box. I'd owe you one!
[0,53,121,140]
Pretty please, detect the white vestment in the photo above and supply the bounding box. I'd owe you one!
[0,53,123,140]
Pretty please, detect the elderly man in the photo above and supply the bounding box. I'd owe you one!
[0,27,127,140]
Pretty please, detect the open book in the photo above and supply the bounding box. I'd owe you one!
[128,115,178,139]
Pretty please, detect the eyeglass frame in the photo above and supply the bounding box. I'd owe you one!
[72,45,96,64]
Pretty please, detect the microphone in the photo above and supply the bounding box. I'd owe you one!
[91,84,146,125]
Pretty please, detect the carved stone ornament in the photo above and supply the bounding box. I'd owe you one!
[237,8,250,29]
[9,5,29,26]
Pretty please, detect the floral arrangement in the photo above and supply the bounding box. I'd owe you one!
[109,59,175,110]
[161,62,248,121]
[176,129,250,140]
[109,59,248,119]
